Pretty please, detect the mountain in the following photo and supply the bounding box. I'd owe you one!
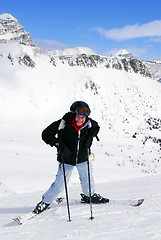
[0,13,34,45]
[0,13,152,76]
[114,49,134,59]
[143,60,161,82]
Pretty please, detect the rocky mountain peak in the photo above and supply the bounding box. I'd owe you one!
[114,49,134,59]
[0,13,34,46]
[0,13,17,21]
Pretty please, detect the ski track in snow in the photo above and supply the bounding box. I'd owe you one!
[0,176,160,240]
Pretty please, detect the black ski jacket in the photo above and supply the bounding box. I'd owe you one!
[42,112,100,165]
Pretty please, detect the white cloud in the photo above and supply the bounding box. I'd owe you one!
[33,39,68,50]
[147,37,161,43]
[94,20,161,40]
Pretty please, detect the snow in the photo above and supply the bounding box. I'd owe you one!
[0,177,160,239]
[0,13,17,21]
[115,49,130,55]
[114,49,133,59]
[144,60,161,82]
[0,40,161,240]
[50,47,95,56]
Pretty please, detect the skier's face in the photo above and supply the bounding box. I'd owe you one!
[75,114,86,126]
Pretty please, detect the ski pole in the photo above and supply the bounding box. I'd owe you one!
[62,161,72,222]
[59,130,71,222]
[87,148,94,220]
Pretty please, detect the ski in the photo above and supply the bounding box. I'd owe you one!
[109,198,144,207]
[13,197,63,225]
[13,197,144,225]
[13,212,37,225]
[59,197,144,207]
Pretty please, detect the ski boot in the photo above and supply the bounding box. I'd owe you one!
[81,193,109,204]
[33,201,50,214]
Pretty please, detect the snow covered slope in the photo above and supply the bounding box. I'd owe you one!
[1,176,160,240]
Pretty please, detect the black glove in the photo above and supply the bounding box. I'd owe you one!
[54,142,60,149]
[54,139,64,151]
[49,138,60,148]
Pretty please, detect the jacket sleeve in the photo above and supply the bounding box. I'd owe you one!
[89,119,100,137]
[85,119,100,149]
[42,120,61,147]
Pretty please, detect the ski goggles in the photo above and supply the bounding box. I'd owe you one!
[75,107,90,116]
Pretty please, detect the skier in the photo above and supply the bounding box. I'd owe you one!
[33,101,109,214]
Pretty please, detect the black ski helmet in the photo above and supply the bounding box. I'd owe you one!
[70,101,91,115]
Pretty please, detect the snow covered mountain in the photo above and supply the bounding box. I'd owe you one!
[114,49,134,59]
[0,13,34,45]
[143,60,161,82]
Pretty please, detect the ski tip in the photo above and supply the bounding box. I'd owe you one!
[132,199,144,207]
[13,217,23,225]
[55,197,64,204]
[138,198,144,206]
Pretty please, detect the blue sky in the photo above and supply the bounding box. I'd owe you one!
[1,0,161,60]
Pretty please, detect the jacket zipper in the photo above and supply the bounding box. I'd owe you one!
[75,120,91,165]
[76,131,80,164]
